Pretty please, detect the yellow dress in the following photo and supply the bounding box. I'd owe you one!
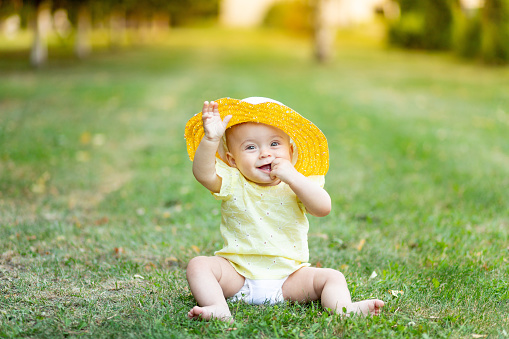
[213,159,325,280]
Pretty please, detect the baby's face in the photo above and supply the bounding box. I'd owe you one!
[225,123,293,186]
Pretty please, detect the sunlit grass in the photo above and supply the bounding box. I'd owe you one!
[1,27,508,338]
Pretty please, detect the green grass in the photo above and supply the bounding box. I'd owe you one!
[1,27,508,338]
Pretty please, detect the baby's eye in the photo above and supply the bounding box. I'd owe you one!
[271,141,280,147]
[245,145,256,150]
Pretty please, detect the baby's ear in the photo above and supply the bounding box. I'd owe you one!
[226,152,237,168]
[289,139,298,166]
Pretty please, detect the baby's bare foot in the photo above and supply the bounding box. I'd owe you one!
[346,299,385,316]
[187,305,233,322]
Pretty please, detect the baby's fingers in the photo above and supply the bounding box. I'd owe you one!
[223,115,232,127]
[270,169,278,180]
[211,101,219,116]
[202,101,211,115]
[202,101,218,115]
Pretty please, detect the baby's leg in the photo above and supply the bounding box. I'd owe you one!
[282,267,384,316]
[186,256,244,322]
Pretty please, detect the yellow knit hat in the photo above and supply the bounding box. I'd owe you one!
[184,97,329,176]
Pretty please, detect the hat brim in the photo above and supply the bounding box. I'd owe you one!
[184,98,329,176]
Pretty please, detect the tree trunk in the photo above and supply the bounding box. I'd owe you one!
[313,0,335,63]
[75,4,92,59]
[152,13,170,33]
[30,1,49,67]
[109,10,127,48]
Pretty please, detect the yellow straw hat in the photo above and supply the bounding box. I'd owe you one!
[184,97,329,176]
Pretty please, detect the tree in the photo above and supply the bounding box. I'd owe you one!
[52,0,93,58]
[74,3,91,58]
[480,0,509,64]
[2,0,218,66]
[28,0,50,67]
[388,0,454,50]
[263,0,335,64]
[313,0,335,63]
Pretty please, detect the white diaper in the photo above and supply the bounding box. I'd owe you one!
[231,277,288,305]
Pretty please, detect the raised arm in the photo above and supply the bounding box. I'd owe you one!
[270,158,331,217]
[192,101,232,193]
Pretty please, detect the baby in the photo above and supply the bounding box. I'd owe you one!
[184,97,384,321]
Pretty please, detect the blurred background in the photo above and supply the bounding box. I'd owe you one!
[0,0,508,219]
[0,0,508,66]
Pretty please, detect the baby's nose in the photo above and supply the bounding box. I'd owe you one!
[260,148,272,158]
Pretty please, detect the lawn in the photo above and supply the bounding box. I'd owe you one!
[1,27,508,338]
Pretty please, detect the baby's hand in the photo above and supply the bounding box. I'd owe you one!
[270,158,299,184]
[202,101,232,142]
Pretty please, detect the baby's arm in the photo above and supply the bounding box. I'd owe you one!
[192,101,232,193]
[271,158,331,217]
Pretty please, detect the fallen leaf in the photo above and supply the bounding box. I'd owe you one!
[68,197,76,209]
[75,151,90,162]
[316,261,322,268]
[31,172,51,194]
[134,274,145,280]
[92,134,105,146]
[369,271,378,279]
[310,233,329,240]
[389,290,404,297]
[80,132,91,145]
[472,335,487,338]
[74,219,82,228]
[114,247,124,254]
[31,182,45,194]
[191,245,200,254]
[144,262,156,271]
[356,238,366,251]
[1,250,15,260]
[94,217,109,225]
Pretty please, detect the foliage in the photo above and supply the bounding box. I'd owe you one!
[451,0,509,65]
[388,0,454,50]
[390,0,509,65]
[0,28,508,338]
[387,11,425,49]
[263,0,312,35]
[452,6,482,59]
[480,0,509,64]
[0,0,21,17]
[0,0,219,27]
[166,0,219,27]
[422,0,454,49]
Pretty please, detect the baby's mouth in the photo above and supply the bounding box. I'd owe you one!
[257,164,272,173]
